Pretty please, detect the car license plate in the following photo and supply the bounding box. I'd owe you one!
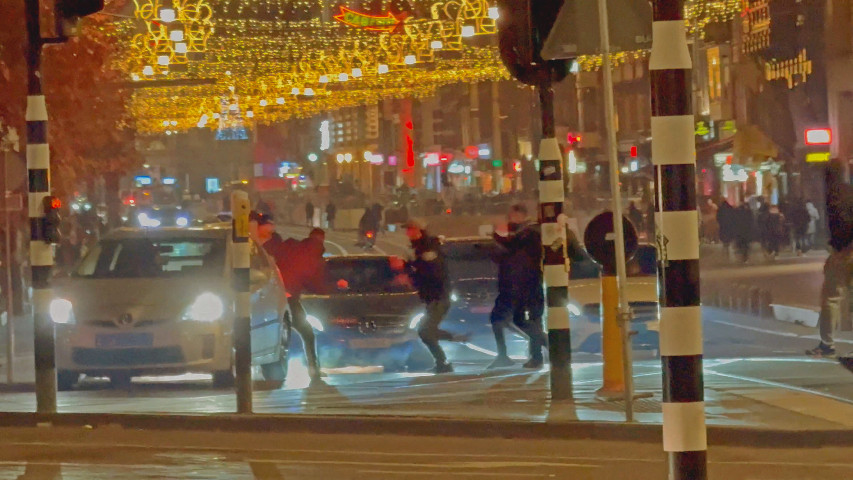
[349,338,393,349]
[95,333,153,348]
[469,306,492,314]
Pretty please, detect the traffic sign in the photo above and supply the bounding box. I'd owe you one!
[583,211,638,273]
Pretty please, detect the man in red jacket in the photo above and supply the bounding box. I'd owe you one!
[250,212,324,380]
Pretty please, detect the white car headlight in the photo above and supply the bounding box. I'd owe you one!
[409,313,425,330]
[183,292,225,322]
[49,298,74,324]
[138,212,161,228]
[306,314,324,332]
[450,292,458,302]
[176,216,189,227]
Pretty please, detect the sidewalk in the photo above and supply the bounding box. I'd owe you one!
[1,354,853,445]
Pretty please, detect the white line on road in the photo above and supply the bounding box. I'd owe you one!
[249,458,600,469]
[704,369,853,406]
[707,318,853,345]
[356,469,550,477]
[324,239,348,256]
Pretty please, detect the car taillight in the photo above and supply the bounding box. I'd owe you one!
[366,231,374,239]
[333,317,359,326]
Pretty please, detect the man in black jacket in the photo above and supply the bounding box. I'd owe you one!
[395,219,459,373]
[488,204,548,369]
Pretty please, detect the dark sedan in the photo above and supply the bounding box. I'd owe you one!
[301,255,431,371]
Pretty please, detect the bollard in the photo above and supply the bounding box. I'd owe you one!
[759,289,773,318]
[748,286,760,315]
[596,273,624,398]
[726,285,737,310]
[231,191,252,414]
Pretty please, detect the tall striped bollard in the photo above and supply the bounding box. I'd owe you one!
[537,82,572,400]
[231,191,252,413]
[649,0,707,477]
[26,0,57,414]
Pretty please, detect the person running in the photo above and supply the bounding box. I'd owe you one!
[487,204,548,369]
[325,201,337,231]
[249,211,324,380]
[391,219,464,373]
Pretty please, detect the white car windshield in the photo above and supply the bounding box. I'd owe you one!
[74,238,225,278]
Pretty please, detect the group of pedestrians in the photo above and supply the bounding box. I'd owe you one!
[393,203,582,373]
[712,197,820,262]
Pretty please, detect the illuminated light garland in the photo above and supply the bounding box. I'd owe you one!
[107,0,506,132]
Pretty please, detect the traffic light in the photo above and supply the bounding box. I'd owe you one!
[496,0,569,86]
[42,196,62,244]
[56,0,105,37]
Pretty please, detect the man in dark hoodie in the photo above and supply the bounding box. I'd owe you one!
[487,204,548,369]
[249,211,324,380]
[392,219,464,373]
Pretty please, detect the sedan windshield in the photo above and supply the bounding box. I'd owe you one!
[74,238,225,278]
[317,258,413,294]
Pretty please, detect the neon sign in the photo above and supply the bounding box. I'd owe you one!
[333,7,408,32]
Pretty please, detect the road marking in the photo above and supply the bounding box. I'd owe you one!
[323,239,348,256]
[704,369,853,406]
[250,458,600,469]
[707,318,853,345]
[356,470,551,477]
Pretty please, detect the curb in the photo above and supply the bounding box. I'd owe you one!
[0,411,852,448]
[770,303,820,328]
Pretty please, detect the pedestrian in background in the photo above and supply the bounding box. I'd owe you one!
[305,200,315,227]
[733,203,753,263]
[325,201,337,231]
[392,219,465,374]
[806,199,820,250]
[788,197,810,255]
[717,200,734,258]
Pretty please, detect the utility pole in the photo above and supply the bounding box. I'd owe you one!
[26,0,104,413]
[536,81,573,400]
[649,0,707,478]
[231,191,252,413]
[26,0,57,414]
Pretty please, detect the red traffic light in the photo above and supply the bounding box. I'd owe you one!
[43,196,61,210]
[805,128,832,146]
[630,146,638,157]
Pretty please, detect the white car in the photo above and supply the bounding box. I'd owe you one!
[53,225,292,390]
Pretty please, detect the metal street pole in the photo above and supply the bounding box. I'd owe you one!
[26,0,57,413]
[231,191,252,413]
[597,0,636,422]
[537,81,572,401]
[3,152,14,384]
[649,0,707,478]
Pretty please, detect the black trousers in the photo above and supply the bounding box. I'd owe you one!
[288,296,320,370]
[489,291,546,361]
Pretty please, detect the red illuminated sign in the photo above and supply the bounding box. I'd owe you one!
[630,146,638,157]
[464,146,479,159]
[333,7,408,32]
[805,128,832,146]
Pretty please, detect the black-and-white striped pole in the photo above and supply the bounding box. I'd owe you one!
[649,0,707,477]
[231,191,252,413]
[26,0,57,413]
[537,83,572,401]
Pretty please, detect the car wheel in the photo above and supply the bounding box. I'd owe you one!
[57,370,79,391]
[109,373,132,390]
[261,318,290,387]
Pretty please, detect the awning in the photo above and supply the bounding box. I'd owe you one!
[733,124,779,160]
